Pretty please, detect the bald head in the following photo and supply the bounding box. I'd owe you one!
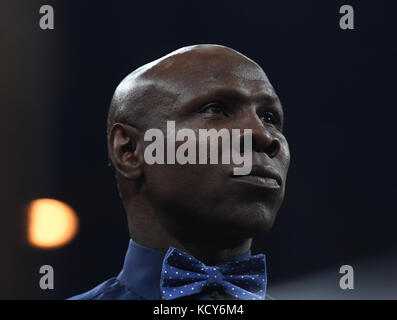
[107,44,274,135]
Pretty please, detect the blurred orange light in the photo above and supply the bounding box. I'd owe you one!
[28,198,79,249]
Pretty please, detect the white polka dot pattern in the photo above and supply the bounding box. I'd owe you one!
[159,247,267,300]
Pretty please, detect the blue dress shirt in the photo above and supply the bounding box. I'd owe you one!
[68,239,271,300]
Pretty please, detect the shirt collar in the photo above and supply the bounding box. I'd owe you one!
[117,239,252,300]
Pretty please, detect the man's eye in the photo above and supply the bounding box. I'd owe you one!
[260,112,276,125]
[200,103,227,115]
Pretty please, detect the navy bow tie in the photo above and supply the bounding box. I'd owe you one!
[159,247,267,300]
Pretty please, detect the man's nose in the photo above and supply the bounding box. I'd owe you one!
[237,112,281,158]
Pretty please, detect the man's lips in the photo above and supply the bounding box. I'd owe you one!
[231,165,282,189]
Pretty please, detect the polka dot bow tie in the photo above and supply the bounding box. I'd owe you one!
[160,247,267,300]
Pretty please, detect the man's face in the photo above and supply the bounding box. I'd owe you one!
[141,49,290,239]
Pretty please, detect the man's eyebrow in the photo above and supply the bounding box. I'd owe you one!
[191,84,279,104]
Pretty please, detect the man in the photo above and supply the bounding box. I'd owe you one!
[69,44,290,300]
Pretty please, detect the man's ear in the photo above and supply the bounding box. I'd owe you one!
[108,123,144,180]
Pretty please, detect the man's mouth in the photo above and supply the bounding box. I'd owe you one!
[231,165,282,189]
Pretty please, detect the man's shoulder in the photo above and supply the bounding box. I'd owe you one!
[67,277,143,300]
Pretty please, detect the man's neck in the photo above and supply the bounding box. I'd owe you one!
[176,237,252,265]
[127,205,252,265]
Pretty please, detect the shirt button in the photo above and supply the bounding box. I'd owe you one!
[211,291,219,300]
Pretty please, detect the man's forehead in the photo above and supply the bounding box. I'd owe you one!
[114,45,278,111]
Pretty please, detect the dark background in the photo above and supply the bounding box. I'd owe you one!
[1,0,396,299]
